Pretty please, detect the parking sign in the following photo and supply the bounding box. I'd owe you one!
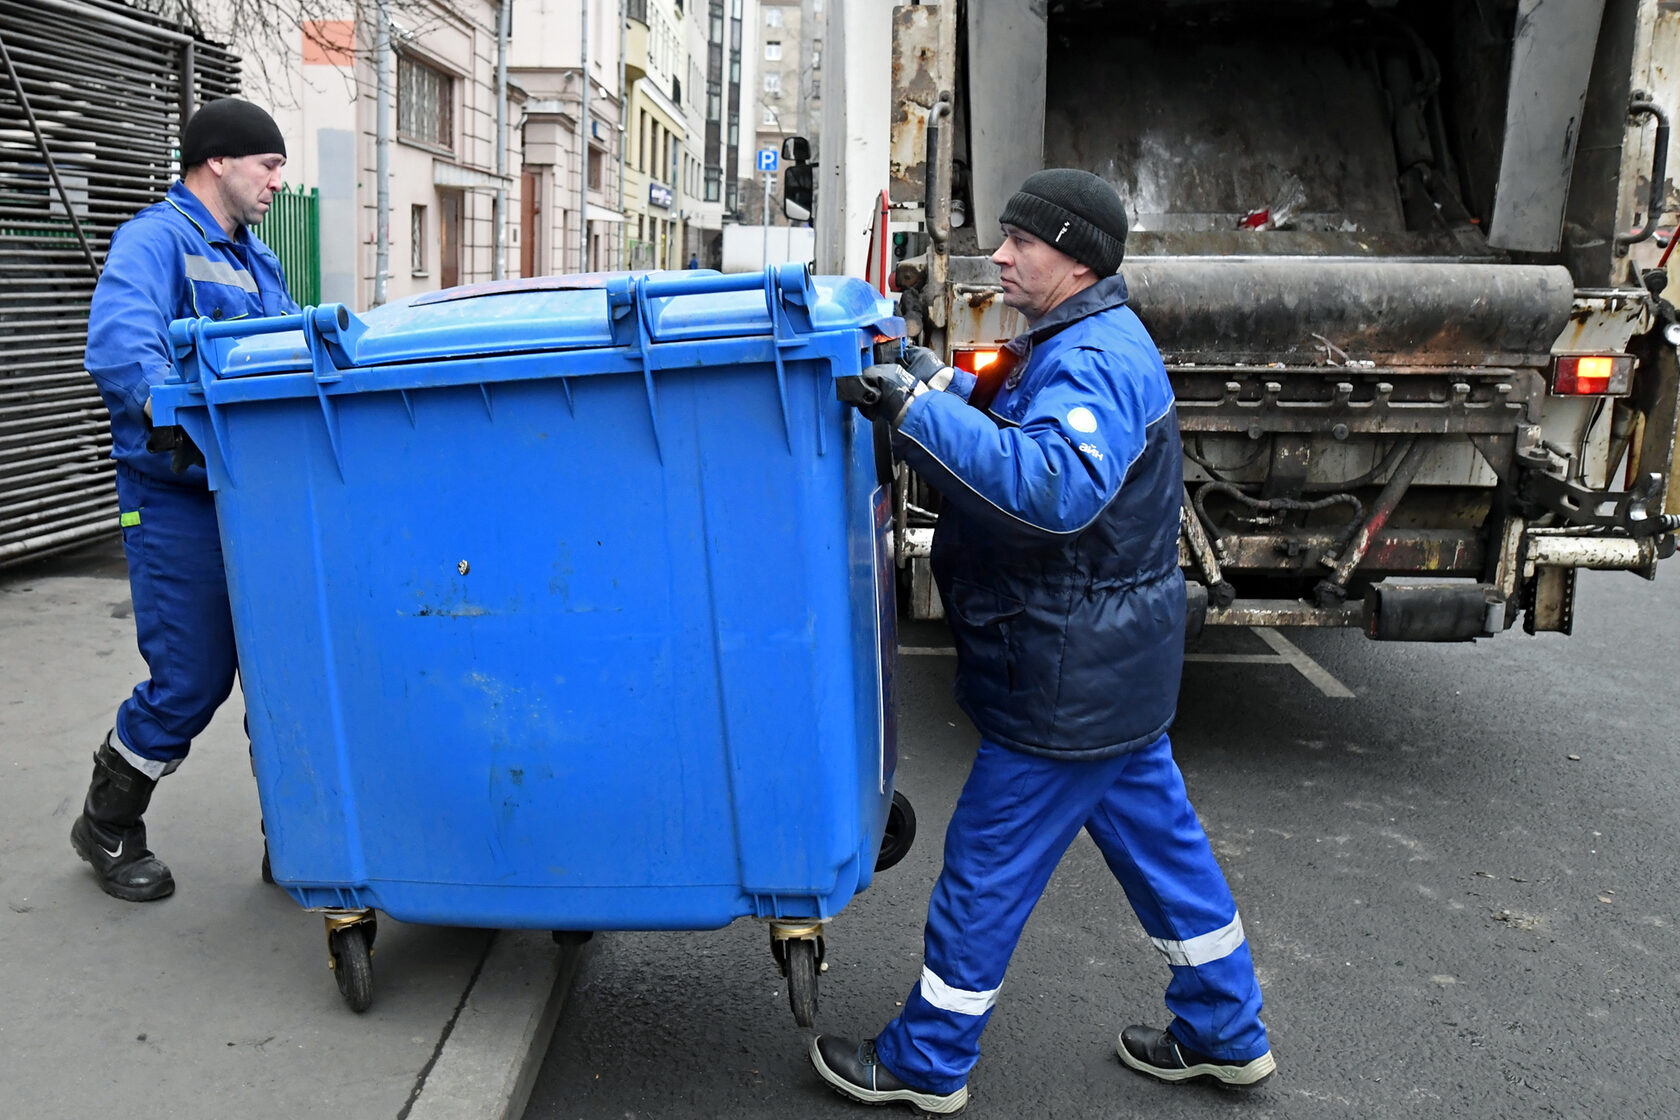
[757,148,779,172]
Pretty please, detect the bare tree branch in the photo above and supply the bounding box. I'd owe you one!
[124,0,483,112]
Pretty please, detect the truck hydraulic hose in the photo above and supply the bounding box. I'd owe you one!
[1191,482,1364,560]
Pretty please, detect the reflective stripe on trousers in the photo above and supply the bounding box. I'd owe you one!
[872,734,1268,1096]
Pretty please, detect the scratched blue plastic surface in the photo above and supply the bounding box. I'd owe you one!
[151,266,903,930]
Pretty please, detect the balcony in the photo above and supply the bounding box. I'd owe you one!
[625,0,650,84]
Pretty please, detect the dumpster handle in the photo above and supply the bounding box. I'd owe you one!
[607,265,819,457]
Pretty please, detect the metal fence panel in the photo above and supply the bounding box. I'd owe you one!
[253,183,321,307]
[0,0,238,566]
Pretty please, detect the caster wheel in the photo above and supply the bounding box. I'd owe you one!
[785,937,819,1028]
[551,930,594,949]
[875,790,917,872]
[261,843,275,885]
[329,923,374,1013]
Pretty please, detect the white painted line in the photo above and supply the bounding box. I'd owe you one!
[1250,627,1356,698]
[900,646,957,656]
[1184,653,1290,664]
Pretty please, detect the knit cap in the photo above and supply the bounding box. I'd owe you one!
[180,98,286,167]
[999,169,1128,276]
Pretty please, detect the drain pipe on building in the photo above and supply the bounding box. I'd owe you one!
[373,0,392,306]
[578,0,591,273]
[493,0,510,279]
[619,0,628,268]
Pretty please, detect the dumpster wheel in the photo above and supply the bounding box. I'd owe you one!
[770,923,825,1028]
[325,912,377,1013]
[875,790,917,873]
[785,938,820,1027]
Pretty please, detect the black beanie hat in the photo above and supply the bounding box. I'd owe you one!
[999,169,1128,276]
[180,98,286,167]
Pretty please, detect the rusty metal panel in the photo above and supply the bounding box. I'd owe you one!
[1487,0,1610,251]
[965,0,1045,253]
[889,6,940,207]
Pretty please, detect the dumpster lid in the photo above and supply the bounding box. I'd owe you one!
[213,271,899,378]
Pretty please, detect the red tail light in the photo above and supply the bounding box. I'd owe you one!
[952,347,1002,375]
[1551,354,1634,396]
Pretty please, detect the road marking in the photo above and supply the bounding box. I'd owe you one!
[1249,626,1356,698]
[903,627,1355,699]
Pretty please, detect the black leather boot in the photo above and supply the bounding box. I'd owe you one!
[70,737,175,902]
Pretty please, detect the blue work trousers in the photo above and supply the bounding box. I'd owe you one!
[112,465,239,776]
[874,734,1268,1095]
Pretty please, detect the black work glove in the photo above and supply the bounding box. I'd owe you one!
[836,362,928,428]
[899,343,959,392]
[146,424,206,474]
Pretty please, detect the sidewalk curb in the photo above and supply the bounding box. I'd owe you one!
[402,930,586,1120]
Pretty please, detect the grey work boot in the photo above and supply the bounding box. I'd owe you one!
[70,737,175,902]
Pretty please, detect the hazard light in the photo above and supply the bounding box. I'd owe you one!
[952,347,1002,374]
[1551,354,1634,396]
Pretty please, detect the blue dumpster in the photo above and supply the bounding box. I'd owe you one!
[150,265,909,1019]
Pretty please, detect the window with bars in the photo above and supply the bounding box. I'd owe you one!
[398,54,454,150]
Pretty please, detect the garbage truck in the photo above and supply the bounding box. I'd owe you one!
[807,0,1680,638]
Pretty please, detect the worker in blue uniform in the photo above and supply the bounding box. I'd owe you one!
[72,98,297,902]
[812,169,1274,1113]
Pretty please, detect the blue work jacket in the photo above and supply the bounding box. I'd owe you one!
[86,180,297,485]
[895,274,1186,759]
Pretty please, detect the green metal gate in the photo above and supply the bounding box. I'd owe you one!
[253,183,320,306]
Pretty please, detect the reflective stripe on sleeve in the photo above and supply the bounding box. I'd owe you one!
[928,366,955,392]
[183,254,259,292]
[1150,913,1246,968]
[917,965,1000,1016]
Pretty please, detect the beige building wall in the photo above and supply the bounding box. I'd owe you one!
[510,0,624,275]
[174,0,531,305]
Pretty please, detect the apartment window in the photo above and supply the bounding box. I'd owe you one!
[765,40,781,61]
[410,204,427,274]
[728,120,738,146]
[730,50,740,83]
[762,105,778,126]
[588,146,603,191]
[705,166,721,202]
[813,41,822,70]
[726,182,738,211]
[709,5,723,41]
[397,54,454,150]
[812,79,820,100]
[731,0,741,17]
[765,6,782,27]
[763,72,780,94]
[707,80,722,122]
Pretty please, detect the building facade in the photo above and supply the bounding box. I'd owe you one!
[740,0,820,225]
[510,0,625,275]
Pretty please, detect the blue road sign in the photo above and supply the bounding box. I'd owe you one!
[757,148,779,173]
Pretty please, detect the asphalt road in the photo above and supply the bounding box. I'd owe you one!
[524,568,1679,1120]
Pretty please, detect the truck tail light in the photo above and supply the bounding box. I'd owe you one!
[952,347,1002,374]
[1551,354,1634,395]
